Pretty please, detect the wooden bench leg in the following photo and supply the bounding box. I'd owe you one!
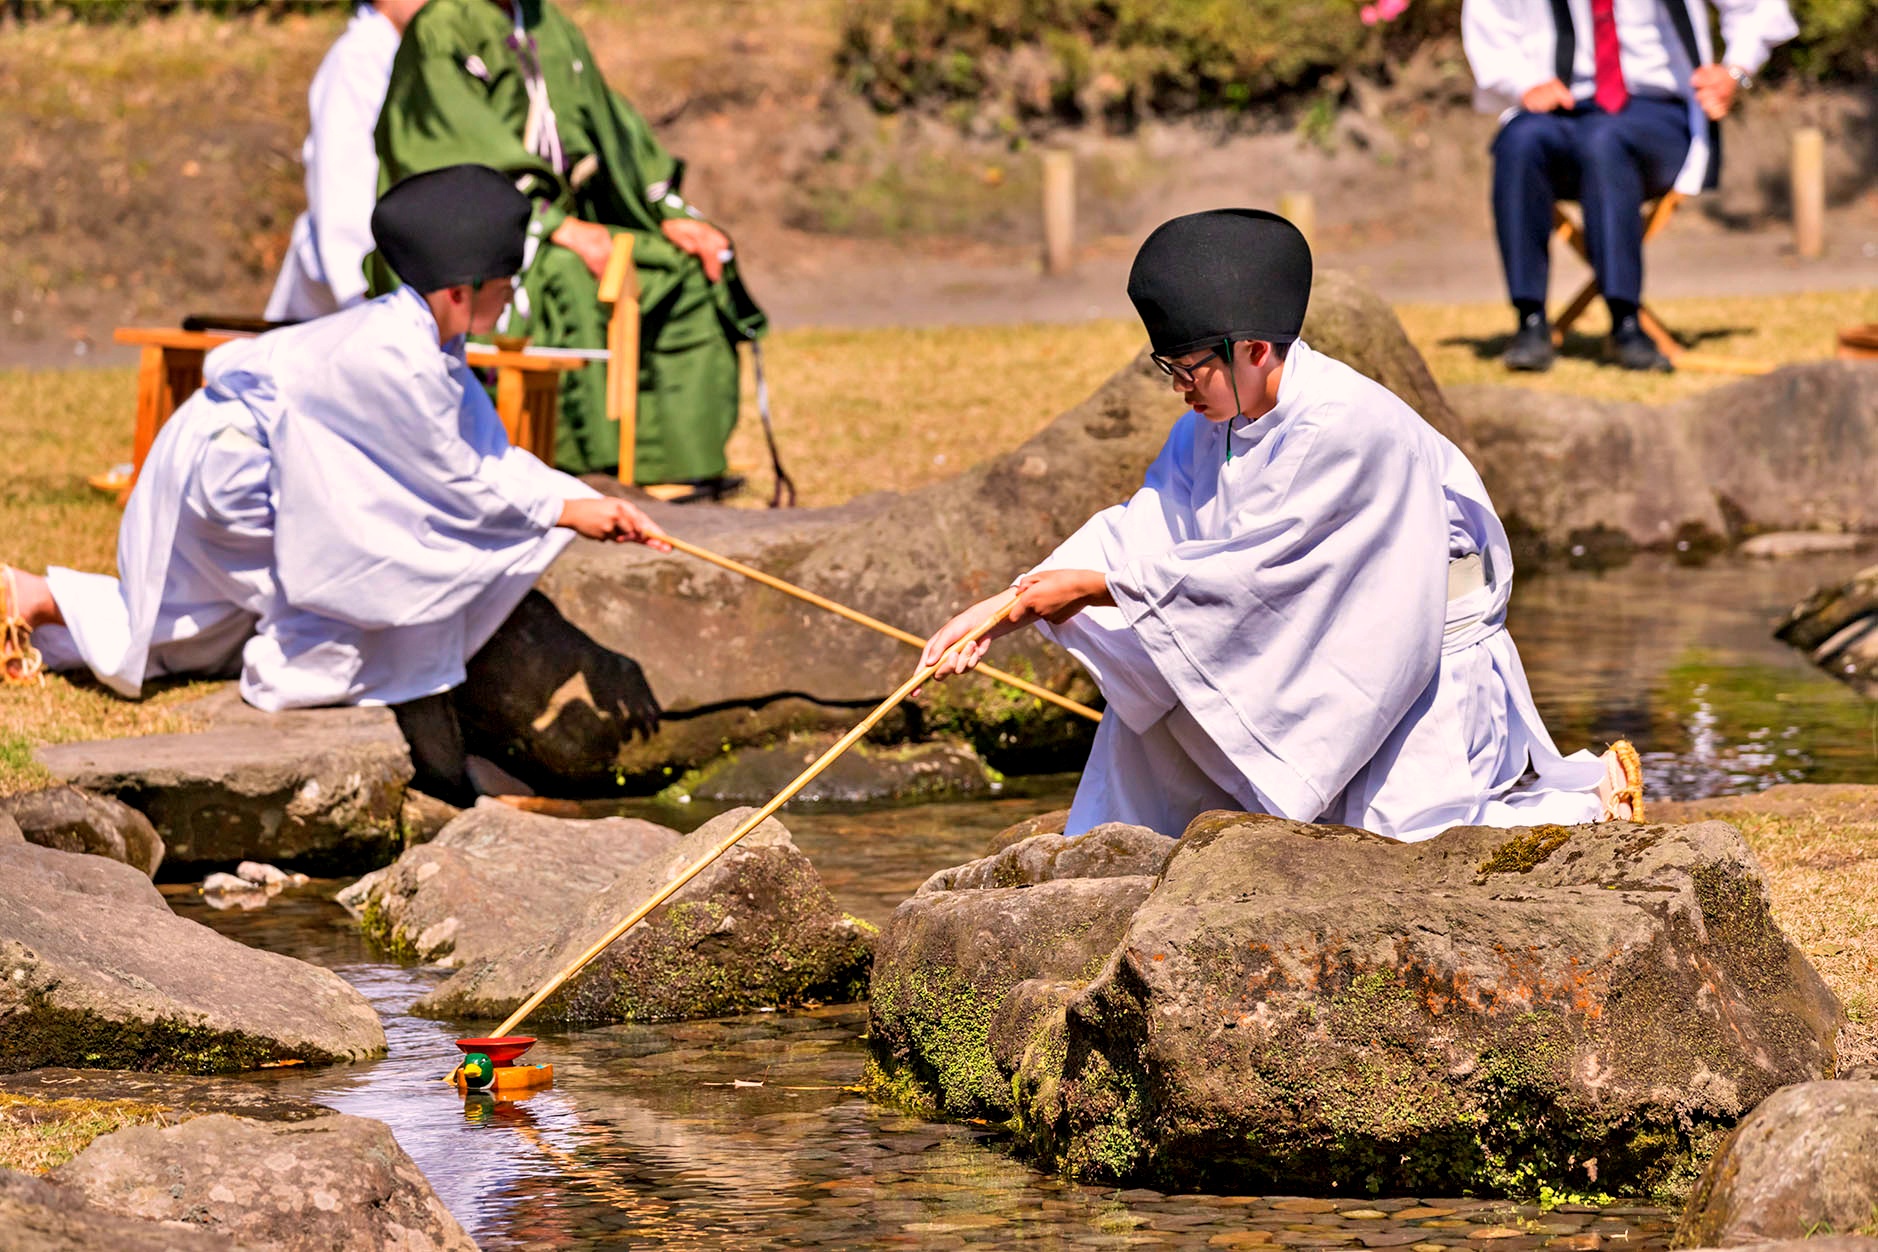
[520,371,561,464]
[495,364,527,450]
[123,346,203,503]
[598,234,639,486]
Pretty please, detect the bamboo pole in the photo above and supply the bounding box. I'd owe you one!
[487,595,1023,1041]
[661,535,1100,724]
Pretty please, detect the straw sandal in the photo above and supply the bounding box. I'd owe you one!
[2,565,45,687]
[1600,739,1645,823]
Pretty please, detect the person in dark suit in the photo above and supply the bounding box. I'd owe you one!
[1463,0,1795,372]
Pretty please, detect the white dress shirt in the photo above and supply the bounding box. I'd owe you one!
[1461,0,1798,193]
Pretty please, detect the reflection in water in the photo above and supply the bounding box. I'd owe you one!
[164,558,1878,1247]
[1509,553,1876,799]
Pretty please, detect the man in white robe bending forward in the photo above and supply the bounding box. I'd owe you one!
[921,209,1643,842]
[1,165,667,805]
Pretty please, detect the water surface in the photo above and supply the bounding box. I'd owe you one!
[168,554,1878,1248]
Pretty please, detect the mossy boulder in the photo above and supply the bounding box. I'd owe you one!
[415,808,873,1023]
[0,842,384,1075]
[872,811,1843,1199]
[1676,1080,1878,1247]
[337,801,683,966]
[869,873,1156,1118]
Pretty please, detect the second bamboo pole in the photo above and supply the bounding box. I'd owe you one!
[662,535,1100,723]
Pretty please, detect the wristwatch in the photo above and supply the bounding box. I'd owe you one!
[1725,64,1754,90]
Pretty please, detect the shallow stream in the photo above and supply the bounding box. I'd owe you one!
[166,554,1877,1249]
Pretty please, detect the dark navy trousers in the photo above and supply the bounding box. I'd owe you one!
[1490,96,1692,309]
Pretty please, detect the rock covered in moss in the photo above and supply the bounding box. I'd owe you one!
[415,808,872,1023]
[0,786,164,878]
[0,842,385,1075]
[1675,1080,1878,1247]
[869,872,1155,1118]
[679,735,995,805]
[53,1112,475,1251]
[337,801,683,966]
[872,811,1842,1198]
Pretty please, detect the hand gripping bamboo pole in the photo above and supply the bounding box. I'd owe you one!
[487,595,1023,1042]
[661,534,1100,724]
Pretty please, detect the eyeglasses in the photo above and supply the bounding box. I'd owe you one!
[1150,343,1228,386]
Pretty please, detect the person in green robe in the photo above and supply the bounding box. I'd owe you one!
[373,0,767,489]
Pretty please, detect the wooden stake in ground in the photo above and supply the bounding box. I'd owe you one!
[661,535,1100,724]
[485,594,1024,1042]
[1791,127,1825,261]
[1042,150,1076,276]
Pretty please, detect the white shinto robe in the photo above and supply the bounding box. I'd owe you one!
[1033,339,1605,842]
[264,3,402,321]
[37,286,591,710]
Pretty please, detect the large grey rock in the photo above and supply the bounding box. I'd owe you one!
[35,690,411,875]
[682,735,995,805]
[1459,361,1878,553]
[417,807,873,1023]
[1676,1080,1878,1247]
[54,1112,477,1251]
[1776,562,1878,699]
[539,270,1453,780]
[0,1169,233,1251]
[338,801,684,966]
[0,841,385,1074]
[918,823,1174,893]
[873,811,1843,1198]
[0,786,163,877]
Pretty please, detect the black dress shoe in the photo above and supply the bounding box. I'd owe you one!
[1610,315,1673,372]
[1503,313,1556,372]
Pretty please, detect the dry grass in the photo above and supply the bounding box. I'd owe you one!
[0,289,1867,795]
[1399,288,1878,406]
[1661,792,1878,1072]
[0,1093,170,1174]
[723,320,1145,505]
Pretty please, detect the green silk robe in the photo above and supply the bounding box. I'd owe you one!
[374,0,767,480]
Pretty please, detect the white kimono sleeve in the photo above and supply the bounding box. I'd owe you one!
[1106,404,1450,822]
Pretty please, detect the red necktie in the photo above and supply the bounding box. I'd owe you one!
[1590,0,1630,113]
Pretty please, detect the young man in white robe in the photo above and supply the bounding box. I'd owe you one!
[2,164,667,804]
[264,0,429,321]
[920,209,1644,843]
